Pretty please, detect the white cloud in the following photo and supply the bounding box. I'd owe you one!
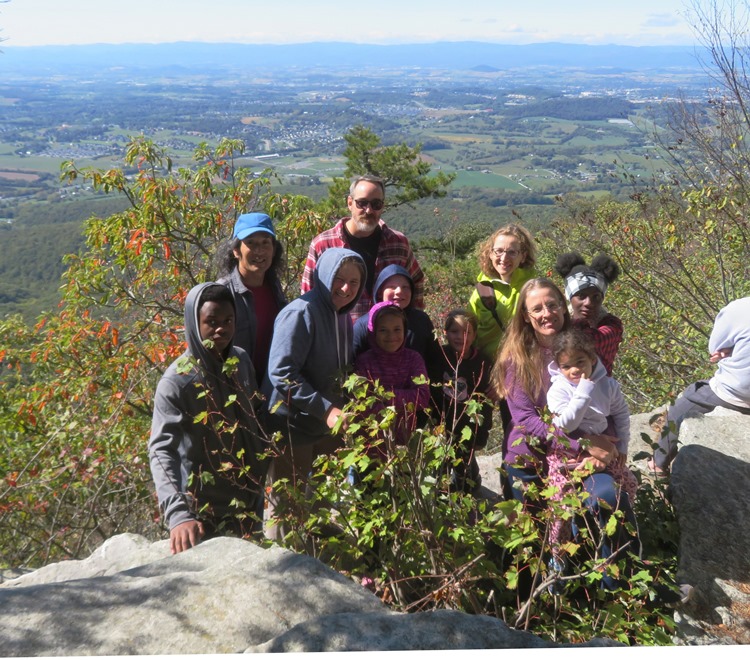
[643,13,681,28]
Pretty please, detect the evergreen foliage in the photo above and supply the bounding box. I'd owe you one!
[323,125,456,216]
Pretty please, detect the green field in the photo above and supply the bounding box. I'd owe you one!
[451,170,524,190]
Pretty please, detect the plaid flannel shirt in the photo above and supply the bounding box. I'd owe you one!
[573,313,623,376]
[301,218,424,322]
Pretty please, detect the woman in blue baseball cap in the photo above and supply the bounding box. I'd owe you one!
[217,212,287,383]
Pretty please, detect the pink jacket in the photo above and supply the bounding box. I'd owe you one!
[354,302,429,447]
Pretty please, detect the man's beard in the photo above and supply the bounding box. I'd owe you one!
[353,216,378,234]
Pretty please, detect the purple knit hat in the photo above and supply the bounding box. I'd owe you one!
[367,300,403,333]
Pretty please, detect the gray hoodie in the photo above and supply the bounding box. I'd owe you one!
[148,282,266,532]
[708,296,750,408]
[262,247,366,442]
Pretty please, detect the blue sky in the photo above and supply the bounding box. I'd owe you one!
[1,0,696,47]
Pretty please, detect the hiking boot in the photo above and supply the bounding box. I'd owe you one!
[650,581,694,607]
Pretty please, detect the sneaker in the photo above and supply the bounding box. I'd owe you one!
[448,468,463,493]
[466,468,482,494]
[547,556,566,595]
[647,457,669,477]
[347,466,361,486]
[679,583,694,605]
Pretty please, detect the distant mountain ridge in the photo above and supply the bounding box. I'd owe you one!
[2,41,703,74]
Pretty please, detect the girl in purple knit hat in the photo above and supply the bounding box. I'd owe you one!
[353,301,430,456]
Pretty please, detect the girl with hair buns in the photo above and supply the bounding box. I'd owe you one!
[555,252,623,376]
[468,224,537,362]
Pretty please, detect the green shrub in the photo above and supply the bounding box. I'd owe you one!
[538,188,750,412]
[266,374,679,645]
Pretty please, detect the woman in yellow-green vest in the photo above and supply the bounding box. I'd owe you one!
[468,224,537,362]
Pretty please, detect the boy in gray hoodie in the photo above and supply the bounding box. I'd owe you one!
[262,247,366,541]
[148,282,267,554]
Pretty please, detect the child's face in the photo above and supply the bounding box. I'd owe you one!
[331,262,362,310]
[446,320,476,356]
[381,275,412,308]
[199,300,235,355]
[375,313,405,353]
[557,349,595,384]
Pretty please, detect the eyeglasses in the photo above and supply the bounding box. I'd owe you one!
[526,302,563,318]
[491,248,521,258]
[353,198,385,211]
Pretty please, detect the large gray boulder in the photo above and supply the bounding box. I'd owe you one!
[667,410,750,643]
[251,610,556,652]
[0,535,386,656]
[0,533,618,655]
[251,607,620,653]
[1,533,169,587]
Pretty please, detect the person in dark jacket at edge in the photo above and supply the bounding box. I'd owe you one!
[148,282,267,554]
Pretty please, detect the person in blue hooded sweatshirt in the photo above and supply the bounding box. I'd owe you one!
[148,282,267,554]
[352,263,441,370]
[262,247,366,541]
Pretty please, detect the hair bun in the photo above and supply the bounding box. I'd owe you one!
[589,254,620,284]
[554,252,586,278]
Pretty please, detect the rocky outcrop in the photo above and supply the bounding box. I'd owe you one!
[254,610,557,653]
[626,407,750,643]
[1,535,388,655]
[0,534,619,655]
[666,409,750,644]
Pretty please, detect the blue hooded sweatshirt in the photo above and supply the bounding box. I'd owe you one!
[352,264,440,369]
[262,247,366,442]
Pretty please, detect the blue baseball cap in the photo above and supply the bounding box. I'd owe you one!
[233,213,275,240]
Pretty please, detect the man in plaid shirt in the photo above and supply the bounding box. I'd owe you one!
[301,175,424,322]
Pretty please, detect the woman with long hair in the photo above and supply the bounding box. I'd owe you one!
[492,278,638,589]
[468,223,536,362]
